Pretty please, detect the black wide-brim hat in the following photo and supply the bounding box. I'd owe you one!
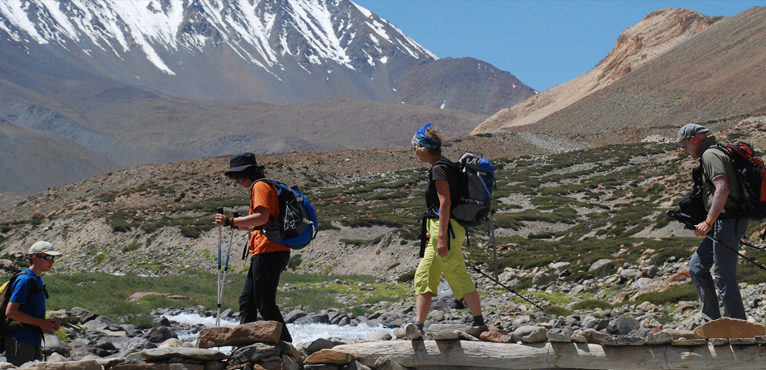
[225,153,264,176]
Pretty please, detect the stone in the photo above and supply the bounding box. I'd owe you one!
[195,321,281,348]
[430,331,460,341]
[607,317,640,335]
[306,338,336,355]
[514,326,548,344]
[480,330,514,343]
[645,331,672,345]
[347,360,372,370]
[365,332,391,341]
[111,364,205,370]
[373,356,407,370]
[403,323,422,340]
[285,310,309,324]
[427,323,484,338]
[43,333,71,357]
[305,349,353,365]
[24,360,104,370]
[664,329,700,340]
[709,338,729,346]
[667,270,691,283]
[158,338,187,348]
[547,328,573,343]
[729,337,757,345]
[582,329,613,345]
[672,338,707,346]
[609,336,646,346]
[229,343,282,365]
[126,347,225,363]
[142,327,178,343]
[693,317,766,339]
[589,258,615,272]
[281,354,300,370]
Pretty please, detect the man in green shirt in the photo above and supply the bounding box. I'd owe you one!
[678,123,748,321]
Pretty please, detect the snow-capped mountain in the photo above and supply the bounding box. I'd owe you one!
[1,0,531,112]
[0,0,534,193]
[1,0,437,103]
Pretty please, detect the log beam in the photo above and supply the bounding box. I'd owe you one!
[330,340,766,369]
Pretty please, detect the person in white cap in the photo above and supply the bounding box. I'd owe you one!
[4,241,62,366]
[677,123,748,322]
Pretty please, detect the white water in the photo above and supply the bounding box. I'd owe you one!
[167,313,394,348]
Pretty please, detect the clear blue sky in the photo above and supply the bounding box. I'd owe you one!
[352,1,764,92]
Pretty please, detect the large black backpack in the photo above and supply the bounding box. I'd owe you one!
[0,272,47,353]
[418,153,497,257]
[434,153,497,227]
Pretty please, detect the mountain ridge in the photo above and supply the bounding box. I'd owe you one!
[473,8,723,134]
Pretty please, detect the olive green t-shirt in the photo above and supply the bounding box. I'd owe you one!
[701,147,741,212]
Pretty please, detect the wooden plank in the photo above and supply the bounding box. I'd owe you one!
[330,340,766,369]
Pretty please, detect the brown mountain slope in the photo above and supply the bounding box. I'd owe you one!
[0,118,119,192]
[511,6,766,144]
[473,8,723,134]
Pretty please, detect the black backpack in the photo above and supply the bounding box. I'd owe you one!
[418,153,497,257]
[0,272,47,352]
[434,153,497,227]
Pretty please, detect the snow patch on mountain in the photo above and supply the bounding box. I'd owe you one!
[0,0,436,76]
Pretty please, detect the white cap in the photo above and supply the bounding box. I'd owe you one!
[29,241,62,256]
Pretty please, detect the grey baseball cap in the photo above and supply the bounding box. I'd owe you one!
[28,241,62,256]
[677,123,710,143]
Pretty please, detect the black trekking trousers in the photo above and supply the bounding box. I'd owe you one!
[239,251,292,342]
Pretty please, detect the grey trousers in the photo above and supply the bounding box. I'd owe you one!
[4,337,42,367]
[689,217,749,321]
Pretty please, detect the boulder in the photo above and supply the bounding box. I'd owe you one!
[70,307,99,324]
[694,317,766,339]
[229,342,283,365]
[126,347,225,363]
[513,326,547,344]
[607,317,640,335]
[305,349,353,365]
[195,321,282,348]
[142,327,178,343]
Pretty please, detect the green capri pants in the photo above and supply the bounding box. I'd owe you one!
[414,218,477,300]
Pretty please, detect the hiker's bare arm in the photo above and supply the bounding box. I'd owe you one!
[232,206,271,229]
[214,207,270,229]
[695,175,729,237]
[436,180,451,257]
[6,302,59,333]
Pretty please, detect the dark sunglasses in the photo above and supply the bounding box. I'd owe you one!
[36,254,55,261]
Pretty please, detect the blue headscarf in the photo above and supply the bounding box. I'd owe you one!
[412,123,440,150]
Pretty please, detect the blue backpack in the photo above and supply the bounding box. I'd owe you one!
[253,179,319,249]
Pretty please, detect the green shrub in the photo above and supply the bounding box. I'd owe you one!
[632,283,697,305]
[180,226,200,238]
[121,242,142,253]
[572,300,613,310]
[397,269,416,283]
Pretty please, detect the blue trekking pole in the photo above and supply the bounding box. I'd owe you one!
[218,211,238,326]
[215,207,223,327]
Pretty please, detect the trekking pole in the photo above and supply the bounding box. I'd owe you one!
[216,207,223,327]
[471,265,546,312]
[218,211,238,325]
[670,213,766,272]
[487,211,498,282]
